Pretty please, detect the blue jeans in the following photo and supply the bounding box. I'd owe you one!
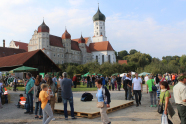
[4,95,8,104]
[87,81,91,88]
[35,102,42,116]
[26,93,33,112]
[62,97,74,118]
[92,80,95,87]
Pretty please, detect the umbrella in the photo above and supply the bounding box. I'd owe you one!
[112,73,120,76]
[138,72,150,76]
[9,66,38,73]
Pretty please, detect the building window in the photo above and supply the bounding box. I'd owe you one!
[54,54,55,57]
[108,55,111,63]
[62,54,63,58]
[102,55,104,63]
[96,56,98,62]
[101,27,102,29]
[97,32,98,35]
[67,43,68,46]
[101,32,102,35]
[62,61,64,64]
[97,27,98,29]
[58,54,59,57]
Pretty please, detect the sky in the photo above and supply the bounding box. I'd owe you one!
[0,0,186,59]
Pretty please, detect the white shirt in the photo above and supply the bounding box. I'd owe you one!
[132,77,142,90]
[144,76,149,82]
[173,82,186,106]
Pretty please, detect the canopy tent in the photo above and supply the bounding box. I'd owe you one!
[120,73,127,77]
[92,73,102,76]
[9,66,38,73]
[81,72,102,77]
[138,72,151,76]
[112,73,120,76]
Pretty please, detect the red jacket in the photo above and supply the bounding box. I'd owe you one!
[72,76,77,82]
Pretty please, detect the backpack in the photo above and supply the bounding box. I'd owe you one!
[81,92,93,102]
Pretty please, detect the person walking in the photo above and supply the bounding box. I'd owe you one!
[160,81,173,124]
[72,75,77,88]
[34,75,42,119]
[0,79,3,109]
[13,77,18,91]
[144,74,149,84]
[173,74,186,124]
[41,74,49,84]
[60,72,76,120]
[111,76,115,91]
[24,73,34,114]
[92,75,96,87]
[146,75,157,107]
[87,75,91,88]
[39,84,53,124]
[116,74,121,91]
[126,74,132,100]
[132,73,142,107]
[105,76,108,86]
[47,77,56,121]
[95,79,111,124]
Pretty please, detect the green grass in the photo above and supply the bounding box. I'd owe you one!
[6,86,25,91]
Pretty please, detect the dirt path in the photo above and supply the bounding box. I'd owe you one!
[0,86,180,124]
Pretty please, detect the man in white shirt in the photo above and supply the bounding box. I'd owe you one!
[132,73,142,107]
[173,73,186,124]
[144,74,149,84]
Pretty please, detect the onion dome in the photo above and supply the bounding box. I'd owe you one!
[78,35,85,43]
[62,29,71,39]
[93,6,106,22]
[38,20,50,33]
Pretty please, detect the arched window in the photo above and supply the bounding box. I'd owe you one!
[97,27,98,29]
[102,55,104,63]
[96,56,98,62]
[100,32,102,35]
[101,27,102,29]
[97,32,98,35]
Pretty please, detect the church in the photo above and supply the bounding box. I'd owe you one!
[9,6,116,65]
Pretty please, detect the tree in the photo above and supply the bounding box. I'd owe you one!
[118,50,129,59]
[129,49,138,55]
[179,55,186,66]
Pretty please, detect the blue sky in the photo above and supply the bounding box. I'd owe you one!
[0,0,186,59]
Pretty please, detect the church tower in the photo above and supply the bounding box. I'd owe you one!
[92,5,107,43]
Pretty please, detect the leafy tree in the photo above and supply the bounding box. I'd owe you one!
[129,49,138,55]
[118,50,129,59]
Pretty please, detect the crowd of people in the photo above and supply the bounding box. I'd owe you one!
[1,71,186,124]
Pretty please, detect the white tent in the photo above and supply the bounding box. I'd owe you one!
[120,73,127,77]
[131,72,135,75]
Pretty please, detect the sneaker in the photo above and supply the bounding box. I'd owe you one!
[154,105,157,107]
[71,117,77,119]
[52,118,55,121]
[150,105,153,107]
[136,104,139,107]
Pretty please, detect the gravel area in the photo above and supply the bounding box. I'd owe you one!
[0,86,181,124]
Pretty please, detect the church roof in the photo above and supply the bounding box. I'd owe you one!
[89,41,114,52]
[78,35,86,44]
[86,45,91,53]
[38,20,50,33]
[93,7,106,22]
[71,40,81,51]
[62,29,71,39]
[0,47,26,58]
[72,37,89,44]
[14,41,28,51]
[49,35,64,48]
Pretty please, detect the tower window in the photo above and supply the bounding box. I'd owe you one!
[101,32,102,35]
[96,56,98,62]
[108,55,111,63]
[97,27,98,29]
[101,27,102,29]
[97,32,98,35]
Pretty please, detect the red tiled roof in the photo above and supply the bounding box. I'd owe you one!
[86,45,91,53]
[118,60,127,65]
[72,37,89,44]
[38,21,49,33]
[71,40,81,51]
[49,35,64,48]
[14,41,28,51]
[89,41,114,52]
[0,50,39,68]
[0,47,26,58]
[62,30,71,39]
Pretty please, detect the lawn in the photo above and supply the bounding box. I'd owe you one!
[6,86,25,91]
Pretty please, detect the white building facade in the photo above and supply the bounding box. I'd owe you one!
[10,6,116,65]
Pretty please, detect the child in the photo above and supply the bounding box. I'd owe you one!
[17,94,26,108]
[108,80,111,91]
[3,85,8,104]
[39,84,53,124]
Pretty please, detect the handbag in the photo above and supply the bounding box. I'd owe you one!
[97,102,104,108]
[152,80,157,91]
[158,90,167,114]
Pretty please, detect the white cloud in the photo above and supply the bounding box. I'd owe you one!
[68,0,85,6]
